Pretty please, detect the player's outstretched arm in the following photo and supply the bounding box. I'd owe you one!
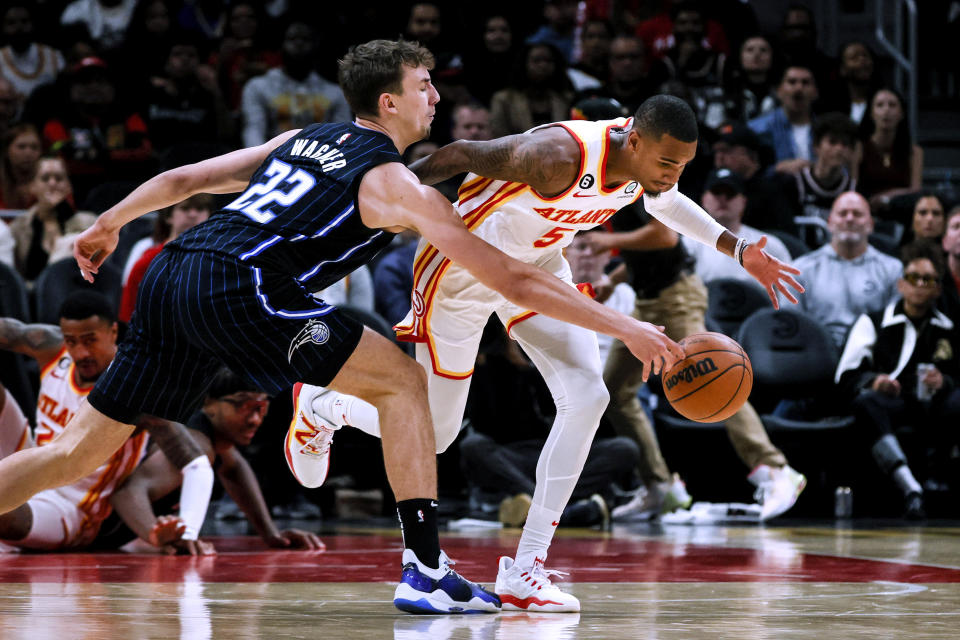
[75,129,301,282]
[408,127,579,196]
[0,317,64,369]
[360,164,684,380]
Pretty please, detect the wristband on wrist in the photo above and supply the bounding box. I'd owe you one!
[735,238,750,266]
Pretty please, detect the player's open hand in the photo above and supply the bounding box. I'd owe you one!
[74,218,120,283]
[621,320,684,382]
[149,514,186,547]
[265,528,326,551]
[741,236,804,309]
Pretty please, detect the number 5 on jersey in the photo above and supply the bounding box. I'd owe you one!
[534,227,575,248]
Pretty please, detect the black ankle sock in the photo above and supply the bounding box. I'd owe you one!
[397,498,440,569]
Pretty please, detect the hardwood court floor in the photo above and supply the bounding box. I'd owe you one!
[2,521,960,639]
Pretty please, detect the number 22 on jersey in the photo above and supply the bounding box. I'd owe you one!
[225,159,316,224]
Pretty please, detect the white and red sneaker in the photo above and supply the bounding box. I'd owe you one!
[494,556,580,612]
[284,383,341,488]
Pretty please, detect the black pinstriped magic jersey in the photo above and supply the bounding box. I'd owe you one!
[171,122,401,292]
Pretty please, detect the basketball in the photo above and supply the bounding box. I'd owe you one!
[662,332,753,423]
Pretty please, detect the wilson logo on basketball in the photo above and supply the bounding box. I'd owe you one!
[663,357,718,391]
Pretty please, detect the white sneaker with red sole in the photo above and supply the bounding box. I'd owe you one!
[494,556,580,612]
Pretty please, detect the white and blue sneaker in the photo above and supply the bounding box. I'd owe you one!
[393,549,501,614]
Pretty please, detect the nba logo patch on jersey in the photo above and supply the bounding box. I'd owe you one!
[336,133,352,145]
[288,319,331,362]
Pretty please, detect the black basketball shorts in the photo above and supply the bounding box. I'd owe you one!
[88,248,364,424]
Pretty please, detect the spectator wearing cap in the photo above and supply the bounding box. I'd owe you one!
[713,121,799,234]
[793,191,901,349]
[40,56,153,205]
[684,168,791,289]
[748,64,818,175]
[0,3,65,103]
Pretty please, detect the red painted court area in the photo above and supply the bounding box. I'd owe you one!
[2,534,959,584]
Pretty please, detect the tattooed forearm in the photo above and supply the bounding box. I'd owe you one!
[0,318,63,354]
[139,417,206,470]
[409,131,577,194]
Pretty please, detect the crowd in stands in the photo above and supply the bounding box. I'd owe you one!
[1,0,959,552]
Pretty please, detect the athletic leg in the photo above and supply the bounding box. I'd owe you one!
[494,312,606,612]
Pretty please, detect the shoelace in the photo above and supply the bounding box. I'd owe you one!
[300,424,335,455]
[522,565,569,589]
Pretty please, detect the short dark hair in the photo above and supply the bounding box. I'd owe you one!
[901,239,946,279]
[338,38,435,118]
[632,94,698,143]
[779,63,816,85]
[206,367,262,399]
[813,112,859,148]
[59,291,116,324]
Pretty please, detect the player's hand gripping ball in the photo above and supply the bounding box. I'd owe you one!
[662,332,752,422]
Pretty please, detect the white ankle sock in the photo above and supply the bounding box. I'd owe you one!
[314,391,381,437]
[893,465,922,496]
[514,503,563,569]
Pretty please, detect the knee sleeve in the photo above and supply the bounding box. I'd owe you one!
[871,434,908,475]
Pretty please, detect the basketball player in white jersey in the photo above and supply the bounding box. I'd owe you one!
[0,292,212,552]
[288,95,803,611]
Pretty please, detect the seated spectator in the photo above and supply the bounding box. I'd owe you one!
[373,230,418,326]
[586,34,666,115]
[41,56,153,205]
[526,0,579,63]
[836,240,960,518]
[0,3,65,102]
[0,77,23,140]
[241,21,351,147]
[143,31,232,152]
[712,121,798,234]
[721,34,779,122]
[635,0,730,60]
[857,87,923,207]
[118,194,213,322]
[208,2,281,117]
[748,63,818,174]
[819,41,881,125]
[8,155,83,282]
[460,14,516,107]
[940,205,960,320]
[782,112,859,226]
[902,193,947,247]
[99,368,324,553]
[794,191,901,348]
[60,0,138,55]
[433,102,492,201]
[683,168,791,289]
[114,0,176,81]
[490,43,573,138]
[569,18,613,91]
[776,3,834,90]
[0,122,41,210]
[657,1,727,130]
[459,323,637,527]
